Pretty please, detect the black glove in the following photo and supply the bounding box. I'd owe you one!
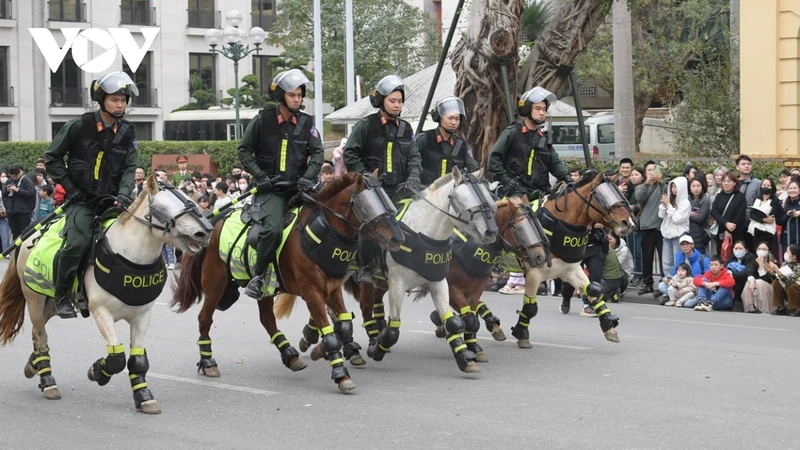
[117,194,133,208]
[297,177,314,192]
[505,179,520,196]
[65,189,84,204]
[405,176,421,191]
[255,173,271,193]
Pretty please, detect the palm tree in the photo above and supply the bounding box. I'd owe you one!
[521,0,554,43]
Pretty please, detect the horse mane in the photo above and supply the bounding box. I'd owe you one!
[306,173,356,205]
[118,187,150,225]
[574,170,599,189]
[426,173,455,193]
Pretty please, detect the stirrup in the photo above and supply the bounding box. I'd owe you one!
[356,267,374,284]
[244,276,264,299]
[55,296,77,319]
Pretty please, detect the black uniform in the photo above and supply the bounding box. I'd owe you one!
[416,128,479,186]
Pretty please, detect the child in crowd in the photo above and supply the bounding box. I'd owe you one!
[36,184,54,220]
[692,256,736,311]
[666,262,697,307]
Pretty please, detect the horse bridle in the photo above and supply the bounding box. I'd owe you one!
[497,201,552,267]
[558,177,635,230]
[405,172,496,229]
[122,182,212,236]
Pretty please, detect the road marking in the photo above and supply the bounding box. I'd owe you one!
[631,316,791,331]
[148,372,279,397]
[409,330,591,350]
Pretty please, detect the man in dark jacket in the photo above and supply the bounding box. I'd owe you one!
[3,164,36,238]
[45,71,139,318]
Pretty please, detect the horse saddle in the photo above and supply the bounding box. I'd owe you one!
[240,203,301,249]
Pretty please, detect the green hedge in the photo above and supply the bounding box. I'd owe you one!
[563,157,794,181]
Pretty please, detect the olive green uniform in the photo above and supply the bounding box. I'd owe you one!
[238,108,324,275]
[45,111,138,297]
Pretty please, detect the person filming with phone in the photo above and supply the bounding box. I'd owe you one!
[634,160,665,295]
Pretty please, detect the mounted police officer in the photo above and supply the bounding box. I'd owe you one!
[343,75,422,284]
[238,69,324,298]
[416,96,479,187]
[488,87,571,200]
[45,71,139,319]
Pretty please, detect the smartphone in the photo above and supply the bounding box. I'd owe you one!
[653,165,661,175]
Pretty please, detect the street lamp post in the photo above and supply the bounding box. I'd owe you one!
[204,10,266,141]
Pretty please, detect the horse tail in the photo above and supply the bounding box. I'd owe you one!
[170,248,207,313]
[0,257,26,346]
[344,277,360,300]
[273,294,297,319]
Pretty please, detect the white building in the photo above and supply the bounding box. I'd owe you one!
[0,0,282,142]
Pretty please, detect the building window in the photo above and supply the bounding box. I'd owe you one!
[0,0,11,19]
[0,122,9,141]
[50,51,83,106]
[51,122,68,139]
[252,55,273,97]
[0,47,10,107]
[121,0,153,26]
[251,0,275,31]
[189,53,215,96]
[124,52,157,107]
[49,0,84,22]
[188,0,216,28]
[132,122,153,141]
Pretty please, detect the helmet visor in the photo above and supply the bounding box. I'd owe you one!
[376,75,405,96]
[98,72,139,97]
[275,70,313,93]
[521,87,556,106]
[436,97,466,120]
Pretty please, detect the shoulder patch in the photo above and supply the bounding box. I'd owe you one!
[310,126,319,138]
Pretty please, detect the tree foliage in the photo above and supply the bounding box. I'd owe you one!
[267,0,439,109]
[521,0,554,45]
[220,74,275,109]
[172,73,218,112]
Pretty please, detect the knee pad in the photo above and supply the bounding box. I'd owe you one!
[377,322,400,349]
[127,348,149,375]
[462,313,479,334]
[442,311,465,335]
[429,310,443,326]
[334,314,354,341]
[520,297,538,320]
[585,282,604,298]
[104,345,127,375]
[320,327,342,354]
[302,318,320,344]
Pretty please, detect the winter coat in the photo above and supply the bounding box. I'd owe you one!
[2,175,36,216]
[748,196,783,237]
[614,238,634,277]
[725,251,757,283]
[672,248,710,278]
[739,175,761,217]
[634,182,664,231]
[778,195,800,246]
[658,176,691,239]
[693,267,736,290]
[689,195,711,249]
[710,190,747,243]
[669,275,697,294]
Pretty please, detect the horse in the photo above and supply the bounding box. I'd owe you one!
[344,168,499,374]
[0,175,212,414]
[430,195,551,362]
[171,171,404,393]
[506,171,636,348]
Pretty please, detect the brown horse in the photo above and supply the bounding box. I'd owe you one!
[431,196,551,362]
[171,172,403,392]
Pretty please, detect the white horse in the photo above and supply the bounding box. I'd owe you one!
[348,168,498,374]
[0,175,211,414]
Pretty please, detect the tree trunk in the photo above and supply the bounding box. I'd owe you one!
[451,0,525,168]
[519,0,609,98]
[612,0,635,158]
[633,92,653,153]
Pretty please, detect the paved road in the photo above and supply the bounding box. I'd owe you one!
[1,268,798,449]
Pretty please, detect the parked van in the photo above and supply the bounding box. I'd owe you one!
[549,113,616,160]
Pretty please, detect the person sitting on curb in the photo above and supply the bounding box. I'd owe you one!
[692,256,736,312]
[770,244,800,316]
[656,235,710,303]
[665,262,698,307]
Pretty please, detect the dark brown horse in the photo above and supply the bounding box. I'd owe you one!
[171,172,403,392]
[432,196,551,362]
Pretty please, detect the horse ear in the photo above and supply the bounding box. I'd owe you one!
[593,171,606,185]
[145,174,158,195]
[371,168,379,178]
[521,194,529,204]
[472,168,483,179]
[452,166,462,182]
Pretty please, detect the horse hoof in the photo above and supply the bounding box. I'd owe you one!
[289,357,308,372]
[138,400,161,415]
[24,362,36,379]
[298,337,310,353]
[474,352,489,363]
[517,339,533,349]
[338,378,357,393]
[434,325,446,338]
[87,366,96,382]
[463,361,481,374]
[310,344,324,362]
[349,354,367,366]
[43,386,61,400]
[201,366,221,377]
[491,325,506,341]
[604,328,620,343]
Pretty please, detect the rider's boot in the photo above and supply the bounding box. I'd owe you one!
[54,285,77,319]
[244,275,264,299]
[356,266,373,285]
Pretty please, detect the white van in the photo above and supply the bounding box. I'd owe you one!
[549,113,616,160]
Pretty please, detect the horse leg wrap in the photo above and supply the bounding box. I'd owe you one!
[320,325,349,381]
[511,295,538,341]
[476,302,501,331]
[441,311,476,370]
[429,310,443,326]
[91,344,126,387]
[362,319,380,345]
[302,317,320,345]
[585,282,604,300]
[197,336,218,373]
[461,307,482,354]
[368,320,400,361]
[127,348,154,409]
[373,300,386,331]
[590,298,620,332]
[271,331,300,368]
[334,313,361,360]
[29,347,56,391]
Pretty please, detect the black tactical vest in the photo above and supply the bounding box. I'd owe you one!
[363,113,414,190]
[502,123,552,193]
[254,106,314,182]
[69,113,136,197]
[419,129,467,186]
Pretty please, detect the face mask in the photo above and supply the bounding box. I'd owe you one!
[239,184,248,192]
[757,249,769,258]
[0,177,7,184]
[761,186,772,196]
[785,252,793,263]
[734,249,746,259]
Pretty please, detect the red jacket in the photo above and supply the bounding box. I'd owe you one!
[53,184,66,207]
[693,267,735,289]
